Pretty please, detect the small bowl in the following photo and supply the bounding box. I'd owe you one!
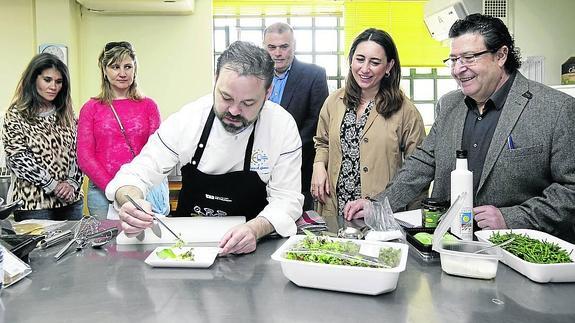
[437,239,502,279]
[431,193,502,279]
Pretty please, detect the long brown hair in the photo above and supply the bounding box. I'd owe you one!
[95,41,142,104]
[9,53,75,126]
[344,28,404,119]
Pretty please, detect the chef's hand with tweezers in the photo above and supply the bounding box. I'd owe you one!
[115,186,155,237]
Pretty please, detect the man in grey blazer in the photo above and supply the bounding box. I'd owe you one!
[345,14,575,243]
[264,22,329,210]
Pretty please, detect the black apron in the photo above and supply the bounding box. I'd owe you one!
[174,109,268,220]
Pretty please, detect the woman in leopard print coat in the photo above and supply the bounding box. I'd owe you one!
[2,53,83,221]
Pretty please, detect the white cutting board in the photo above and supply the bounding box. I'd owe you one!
[116,216,246,244]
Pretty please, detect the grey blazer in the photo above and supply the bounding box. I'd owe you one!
[376,72,575,242]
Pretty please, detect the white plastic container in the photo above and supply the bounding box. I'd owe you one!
[475,229,575,283]
[271,235,408,295]
[433,193,502,279]
[450,150,474,241]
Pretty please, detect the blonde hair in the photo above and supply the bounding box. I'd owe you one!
[95,41,142,104]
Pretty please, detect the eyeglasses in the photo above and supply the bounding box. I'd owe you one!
[104,41,133,52]
[443,50,495,68]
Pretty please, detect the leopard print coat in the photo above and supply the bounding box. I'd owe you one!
[2,107,83,210]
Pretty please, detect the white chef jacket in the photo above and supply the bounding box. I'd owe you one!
[105,94,304,236]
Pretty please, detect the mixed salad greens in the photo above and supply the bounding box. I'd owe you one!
[156,238,195,261]
[284,231,401,268]
[489,232,573,264]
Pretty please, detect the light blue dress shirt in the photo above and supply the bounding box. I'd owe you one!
[268,66,291,105]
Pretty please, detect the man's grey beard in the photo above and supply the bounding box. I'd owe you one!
[215,110,254,134]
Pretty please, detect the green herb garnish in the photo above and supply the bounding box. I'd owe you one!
[157,248,177,259]
[489,232,573,264]
[285,233,401,268]
[156,238,195,261]
[174,236,185,248]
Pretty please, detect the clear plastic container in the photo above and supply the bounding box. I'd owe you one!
[432,193,502,279]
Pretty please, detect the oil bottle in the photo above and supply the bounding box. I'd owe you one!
[450,150,473,240]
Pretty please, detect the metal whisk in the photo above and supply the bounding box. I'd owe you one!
[54,216,101,260]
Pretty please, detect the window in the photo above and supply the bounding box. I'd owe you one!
[213,4,458,127]
[213,15,345,92]
[400,67,458,127]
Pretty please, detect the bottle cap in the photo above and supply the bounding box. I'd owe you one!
[421,198,450,208]
[456,150,468,159]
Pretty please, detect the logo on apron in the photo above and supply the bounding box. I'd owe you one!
[193,206,227,217]
[205,194,232,202]
[250,149,270,173]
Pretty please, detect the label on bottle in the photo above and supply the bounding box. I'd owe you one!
[422,210,441,228]
[460,208,473,233]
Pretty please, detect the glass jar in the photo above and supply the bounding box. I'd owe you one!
[421,198,449,228]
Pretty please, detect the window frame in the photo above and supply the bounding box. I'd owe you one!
[213,14,346,90]
[401,67,458,126]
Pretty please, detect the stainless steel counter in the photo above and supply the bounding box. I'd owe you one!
[2,234,575,323]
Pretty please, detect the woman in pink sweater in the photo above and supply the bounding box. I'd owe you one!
[77,41,161,219]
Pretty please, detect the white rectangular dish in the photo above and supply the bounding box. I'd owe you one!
[116,216,245,244]
[475,229,575,283]
[144,246,220,268]
[271,235,408,295]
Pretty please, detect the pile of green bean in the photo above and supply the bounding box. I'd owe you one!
[489,232,573,264]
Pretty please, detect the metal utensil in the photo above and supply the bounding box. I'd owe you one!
[124,195,181,242]
[54,216,100,260]
[338,220,364,240]
[40,229,73,249]
[83,227,119,248]
[473,237,516,254]
[54,238,79,260]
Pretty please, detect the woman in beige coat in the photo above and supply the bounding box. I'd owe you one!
[311,28,426,229]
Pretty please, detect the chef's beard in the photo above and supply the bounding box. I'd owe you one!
[214,110,254,134]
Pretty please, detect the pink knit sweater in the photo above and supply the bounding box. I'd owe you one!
[77,97,161,190]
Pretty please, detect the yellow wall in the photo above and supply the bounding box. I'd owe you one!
[0,0,213,118]
[0,0,36,111]
[513,0,575,85]
[78,1,214,117]
[344,1,448,67]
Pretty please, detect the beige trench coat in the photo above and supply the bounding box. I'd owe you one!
[313,88,426,229]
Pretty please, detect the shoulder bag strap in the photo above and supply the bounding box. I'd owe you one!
[110,103,136,158]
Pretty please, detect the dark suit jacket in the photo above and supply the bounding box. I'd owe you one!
[376,72,575,242]
[280,58,329,209]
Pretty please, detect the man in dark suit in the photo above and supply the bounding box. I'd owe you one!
[345,14,575,242]
[263,22,329,210]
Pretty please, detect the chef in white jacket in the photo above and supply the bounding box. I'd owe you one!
[106,41,303,255]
